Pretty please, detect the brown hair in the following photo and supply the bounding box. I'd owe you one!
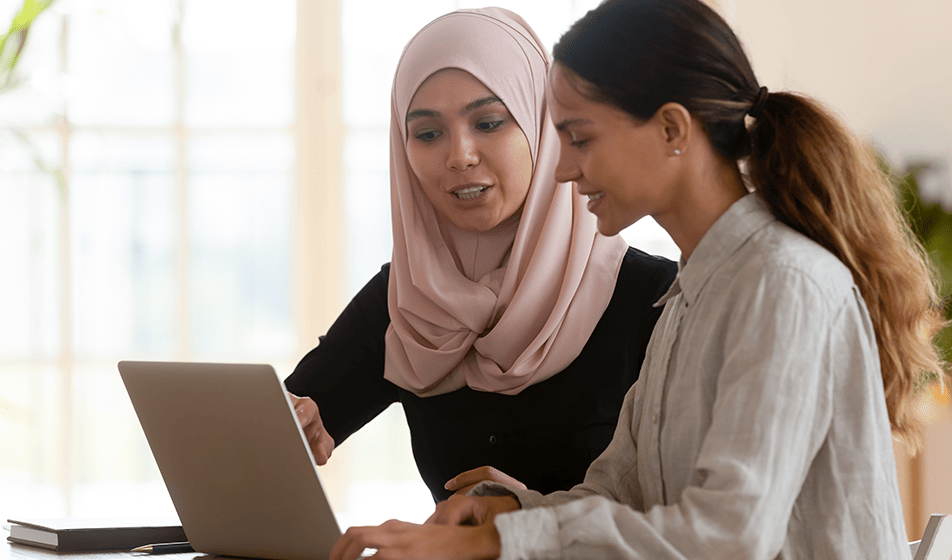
[554,0,948,447]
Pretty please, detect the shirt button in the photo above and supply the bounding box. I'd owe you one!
[488,435,497,445]
[652,413,659,424]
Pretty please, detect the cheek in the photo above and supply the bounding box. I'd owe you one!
[592,140,654,194]
[501,131,533,197]
[587,149,625,189]
[406,146,436,185]
[405,148,448,211]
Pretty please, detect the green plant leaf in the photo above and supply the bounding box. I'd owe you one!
[0,0,56,86]
[6,0,55,32]
[924,218,952,296]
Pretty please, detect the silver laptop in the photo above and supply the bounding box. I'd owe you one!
[118,361,342,560]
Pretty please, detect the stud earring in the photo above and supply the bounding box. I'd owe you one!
[674,149,681,155]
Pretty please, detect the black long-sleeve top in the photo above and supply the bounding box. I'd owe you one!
[285,247,676,502]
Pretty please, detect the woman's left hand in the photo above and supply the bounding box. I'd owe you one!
[329,519,501,560]
[444,466,528,495]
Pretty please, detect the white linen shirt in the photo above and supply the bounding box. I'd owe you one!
[483,194,910,560]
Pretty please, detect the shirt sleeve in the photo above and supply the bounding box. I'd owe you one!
[492,266,852,560]
[283,264,399,444]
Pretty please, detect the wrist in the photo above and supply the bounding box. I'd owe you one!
[486,495,520,521]
[501,495,520,512]
[471,523,502,559]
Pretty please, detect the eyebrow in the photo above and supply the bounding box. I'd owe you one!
[554,118,592,132]
[405,95,504,124]
[464,95,503,112]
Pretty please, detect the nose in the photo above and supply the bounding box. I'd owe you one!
[554,144,580,183]
[446,130,479,171]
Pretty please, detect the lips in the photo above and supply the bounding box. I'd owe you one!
[577,188,604,202]
[450,183,491,200]
[577,188,605,213]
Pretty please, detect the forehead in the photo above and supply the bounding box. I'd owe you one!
[547,65,634,128]
[408,68,496,111]
[546,66,599,129]
[547,66,587,110]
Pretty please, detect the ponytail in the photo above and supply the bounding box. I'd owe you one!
[747,92,948,448]
[554,0,949,449]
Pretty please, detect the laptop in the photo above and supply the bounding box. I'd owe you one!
[118,361,342,560]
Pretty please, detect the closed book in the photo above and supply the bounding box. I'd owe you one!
[6,517,186,552]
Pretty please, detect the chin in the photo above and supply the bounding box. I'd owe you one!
[599,210,650,237]
[596,219,623,237]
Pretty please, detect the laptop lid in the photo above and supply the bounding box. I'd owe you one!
[118,361,342,560]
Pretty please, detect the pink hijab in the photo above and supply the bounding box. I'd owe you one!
[384,7,628,396]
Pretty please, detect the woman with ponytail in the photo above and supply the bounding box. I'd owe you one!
[329,1,948,559]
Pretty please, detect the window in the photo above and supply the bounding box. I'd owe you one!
[1,0,296,519]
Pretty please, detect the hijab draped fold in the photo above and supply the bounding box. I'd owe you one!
[384,7,628,396]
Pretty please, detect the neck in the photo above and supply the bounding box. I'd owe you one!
[654,151,747,261]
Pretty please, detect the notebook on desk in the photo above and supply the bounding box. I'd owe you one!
[117,361,342,560]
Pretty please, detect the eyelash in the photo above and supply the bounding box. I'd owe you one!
[415,130,440,142]
[476,119,505,132]
[412,119,506,142]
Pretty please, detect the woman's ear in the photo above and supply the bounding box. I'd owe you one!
[657,102,692,156]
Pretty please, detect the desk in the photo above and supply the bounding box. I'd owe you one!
[3,541,203,560]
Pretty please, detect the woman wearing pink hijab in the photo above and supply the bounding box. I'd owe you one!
[284,7,675,503]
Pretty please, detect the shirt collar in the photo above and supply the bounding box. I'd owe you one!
[654,193,776,307]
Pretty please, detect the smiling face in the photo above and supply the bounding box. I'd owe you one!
[547,65,678,237]
[405,68,533,233]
